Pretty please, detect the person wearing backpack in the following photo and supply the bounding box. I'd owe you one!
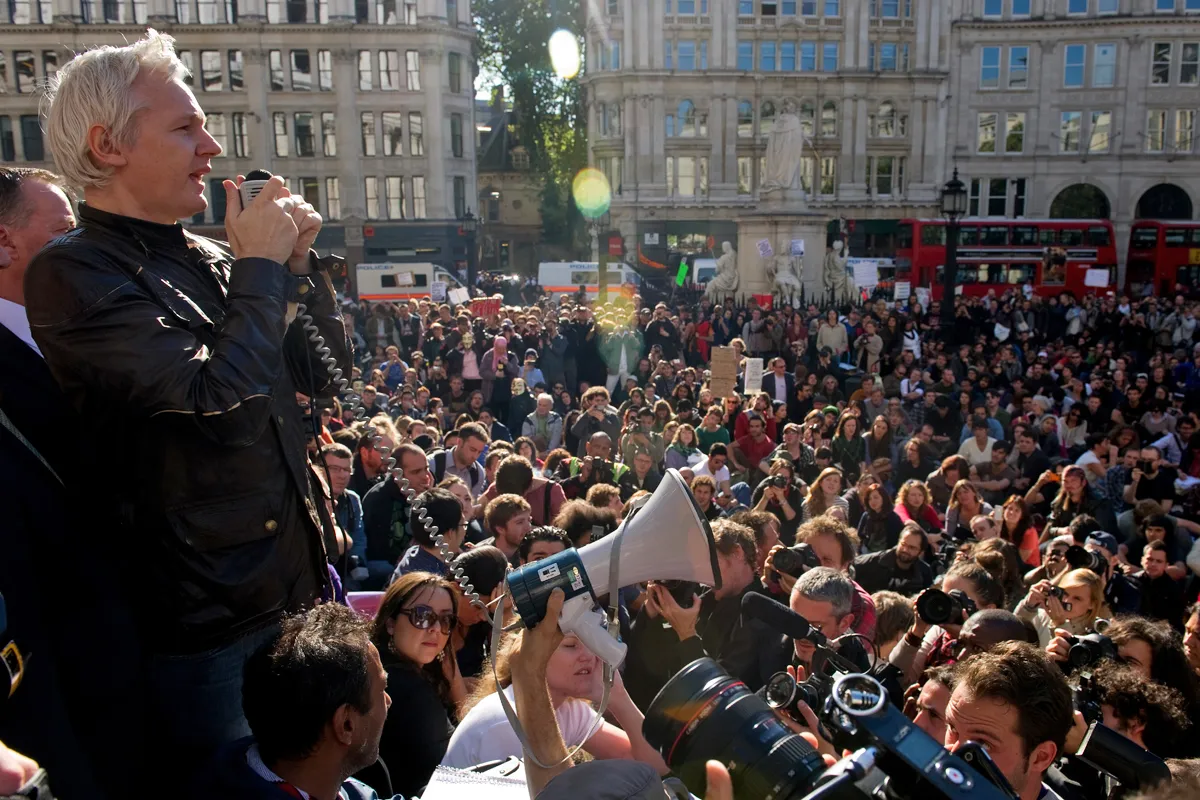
[428,422,489,499]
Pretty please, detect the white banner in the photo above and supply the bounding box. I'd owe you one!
[743,358,764,395]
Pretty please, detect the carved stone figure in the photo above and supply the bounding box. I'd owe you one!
[768,241,802,296]
[762,99,805,195]
[823,237,854,305]
[706,241,739,301]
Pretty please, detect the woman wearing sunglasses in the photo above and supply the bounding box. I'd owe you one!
[365,571,466,797]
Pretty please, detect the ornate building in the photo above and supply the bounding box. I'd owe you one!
[0,0,476,288]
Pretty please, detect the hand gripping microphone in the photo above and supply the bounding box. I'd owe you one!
[238,168,274,208]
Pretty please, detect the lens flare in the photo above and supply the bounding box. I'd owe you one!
[549,29,581,80]
[573,168,611,219]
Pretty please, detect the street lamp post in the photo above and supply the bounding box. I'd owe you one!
[461,209,478,297]
[939,169,968,343]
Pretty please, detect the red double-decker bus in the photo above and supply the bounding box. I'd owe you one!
[895,218,1118,300]
[1125,220,1200,297]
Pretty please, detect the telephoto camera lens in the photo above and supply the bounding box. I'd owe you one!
[915,588,975,626]
[644,658,828,800]
[1067,632,1116,670]
[1065,544,1106,574]
[764,671,822,718]
[771,543,820,577]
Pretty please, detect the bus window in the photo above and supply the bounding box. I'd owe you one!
[1165,228,1188,246]
[1006,264,1035,284]
[981,226,1009,246]
[1181,265,1200,286]
[1060,229,1083,246]
[1039,228,1057,246]
[572,271,599,284]
[959,226,980,246]
[960,266,983,284]
[413,274,428,287]
[897,223,913,249]
[381,275,397,288]
[1013,226,1038,246]
[1130,227,1159,249]
[1086,226,1111,246]
[1190,228,1200,245]
[921,225,946,245]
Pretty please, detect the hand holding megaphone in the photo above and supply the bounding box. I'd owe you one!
[230,169,322,273]
[223,171,297,266]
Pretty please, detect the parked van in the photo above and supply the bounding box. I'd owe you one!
[355,262,463,302]
[537,262,641,299]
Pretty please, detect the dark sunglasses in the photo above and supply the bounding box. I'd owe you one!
[397,605,457,634]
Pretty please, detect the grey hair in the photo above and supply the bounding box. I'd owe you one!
[44,30,189,190]
[537,393,554,404]
[792,566,854,620]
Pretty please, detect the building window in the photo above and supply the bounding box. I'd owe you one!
[272,112,288,156]
[824,0,838,14]
[1092,43,1116,87]
[298,176,319,208]
[737,156,752,195]
[1156,0,1173,9]
[664,114,675,138]
[1012,0,1030,13]
[380,51,401,90]
[1098,0,1117,12]
[983,0,1001,15]
[228,50,244,91]
[206,113,227,154]
[1152,42,1172,85]
[361,112,376,156]
[321,112,337,156]
[877,0,899,15]
[822,42,838,71]
[412,176,427,218]
[611,42,622,69]
[761,100,776,129]
[382,112,402,155]
[270,50,286,90]
[678,100,696,137]
[10,0,51,22]
[760,41,776,71]
[800,102,815,135]
[877,43,898,72]
[451,113,464,157]
[737,100,753,137]
[1008,46,1028,89]
[19,114,42,160]
[1181,42,1199,84]
[665,38,673,70]
[406,50,421,90]
[977,112,997,153]
[1177,109,1195,151]
[291,50,312,91]
[737,41,753,70]
[0,117,15,162]
[800,42,816,71]
[980,46,1000,89]
[876,102,897,137]
[1005,112,1025,153]
[1064,44,1085,88]
[781,41,796,71]
[449,52,462,92]
[232,112,249,157]
[819,157,836,194]
[607,0,618,13]
[870,156,903,196]
[1089,110,1111,152]
[317,50,332,91]
[821,100,837,136]
[14,51,33,94]
[386,176,405,219]
[1067,0,1086,12]
[294,112,315,156]
[453,175,466,217]
[179,50,194,87]
[1145,109,1166,151]
[364,176,379,218]
[1059,110,1081,152]
[408,111,423,155]
[199,50,222,91]
[678,40,696,71]
[208,178,227,222]
[325,177,340,219]
[358,50,372,90]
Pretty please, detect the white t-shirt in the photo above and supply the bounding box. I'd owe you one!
[1075,450,1103,485]
[691,457,731,485]
[957,437,995,467]
[441,686,600,768]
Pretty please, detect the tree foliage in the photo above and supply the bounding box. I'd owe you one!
[474,0,587,250]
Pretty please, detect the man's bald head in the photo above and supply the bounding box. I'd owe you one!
[957,609,1037,662]
[587,431,612,459]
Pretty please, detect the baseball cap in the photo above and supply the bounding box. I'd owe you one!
[525,348,538,358]
[1086,532,1118,554]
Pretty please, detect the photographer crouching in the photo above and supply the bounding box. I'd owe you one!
[24,32,349,783]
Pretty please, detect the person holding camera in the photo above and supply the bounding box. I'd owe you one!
[557,432,627,501]
[750,459,805,544]
[1123,446,1176,516]
[888,561,1006,686]
[570,387,622,457]
[1029,464,1117,540]
[1016,568,1107,648]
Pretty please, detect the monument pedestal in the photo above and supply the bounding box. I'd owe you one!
[734,193,828,304]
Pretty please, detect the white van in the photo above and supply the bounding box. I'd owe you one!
[537,262,642,299]
[355,262,463,302]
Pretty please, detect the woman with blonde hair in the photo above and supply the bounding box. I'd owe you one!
[801,466,848,522]
[1015,567,1109,647]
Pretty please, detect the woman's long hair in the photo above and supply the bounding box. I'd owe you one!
[1051,567,1108,632]
[898,479,931,517]
[999,496,1033,545]
[806,467,844,517]
[949,479,983,513]
[371,572,462,716]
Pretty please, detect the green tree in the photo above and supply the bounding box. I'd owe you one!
[474,0,588,251]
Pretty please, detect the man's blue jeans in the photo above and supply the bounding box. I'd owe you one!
[148,622,281,781]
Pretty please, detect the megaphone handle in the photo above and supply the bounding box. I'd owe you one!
[561,597,628,667]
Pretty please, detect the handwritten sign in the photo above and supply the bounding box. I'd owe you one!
[743,358,764,395]
[447,288,470,306]
[709,346,738,399]
[1084,269,1110,288]
[756,239,774,258]
[849,258,879,289]
[430,281,447,302]
[472,297,501,318]
[894,281,911,301]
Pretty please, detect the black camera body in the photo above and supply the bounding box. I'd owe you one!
[768,474,790,489]
[658,579,701,609]
[772,542,821,578]
[916,588,977,626]
[1066,631,1115,670]
[1046,584,1074,612]
[1065,544,1107,575]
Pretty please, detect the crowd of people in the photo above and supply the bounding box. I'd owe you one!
[5,29,1200,800]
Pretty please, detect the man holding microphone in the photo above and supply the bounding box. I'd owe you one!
[24,31,349,782]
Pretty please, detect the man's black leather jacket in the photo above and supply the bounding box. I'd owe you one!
[25,204,351,653]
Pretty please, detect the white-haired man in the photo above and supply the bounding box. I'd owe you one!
[521,392,563,453]
[24,31,350,781]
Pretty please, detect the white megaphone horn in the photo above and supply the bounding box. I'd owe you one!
[505,468,721,666]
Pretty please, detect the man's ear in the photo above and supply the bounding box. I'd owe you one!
[331,703,357,747]
[86,124,128,169]
[837,612,855,635]
[0,225,15,268]
[1028,739,1058,778]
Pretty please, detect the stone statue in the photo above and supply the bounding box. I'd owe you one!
[823,227,854,305]
[706,241,739,302]
[768,241,802,297]
[762,99,805,195]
